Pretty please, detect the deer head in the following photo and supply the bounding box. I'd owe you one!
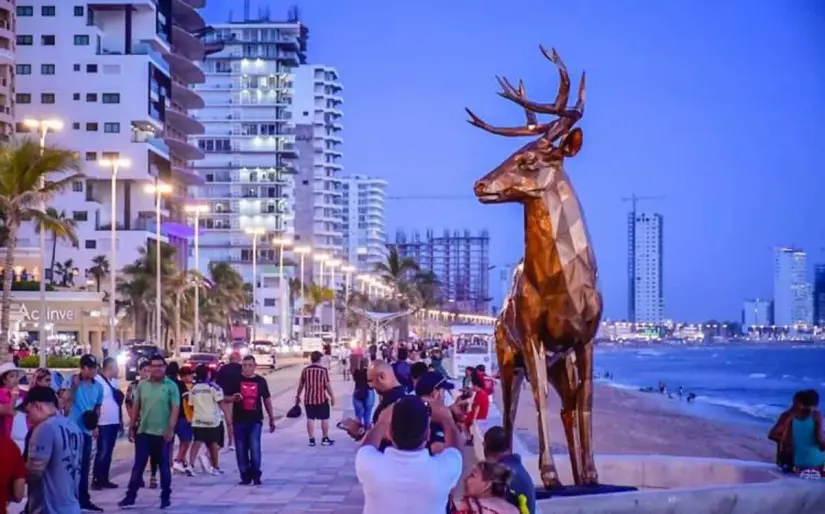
[468,46,585,204]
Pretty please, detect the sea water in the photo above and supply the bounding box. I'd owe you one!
[594,343,825,432]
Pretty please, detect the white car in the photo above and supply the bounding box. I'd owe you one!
[178,345,194,362]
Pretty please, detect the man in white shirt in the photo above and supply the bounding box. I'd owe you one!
[92,356,123,490]
[355,395,463,514]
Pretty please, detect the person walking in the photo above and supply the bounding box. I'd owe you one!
[215,352,242,450]
[124,360,160,489]
[233,355,276,485]
[296,351,335,447]
[188,364,224,475]
[171,366,195,477]
[92,356,124,491]
[351,356,374,431]
[118,355,180,510]
[20,386,83,514]
[63,355,104,512]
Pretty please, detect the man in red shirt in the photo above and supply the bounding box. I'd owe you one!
[295,351,335,447]
[0,433,25,514]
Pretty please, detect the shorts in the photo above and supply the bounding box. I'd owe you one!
[305,402,330,421]
[175,418,193,442]
[192,426,223,446]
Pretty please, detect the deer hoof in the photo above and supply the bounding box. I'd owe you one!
[540,467,563,489]
[582,469,599,485]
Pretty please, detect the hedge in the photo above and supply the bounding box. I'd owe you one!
[17,356,80,369]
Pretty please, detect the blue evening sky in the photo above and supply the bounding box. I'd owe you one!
[203,0,825,322]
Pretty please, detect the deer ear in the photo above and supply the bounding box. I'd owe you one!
[561,128,583,157]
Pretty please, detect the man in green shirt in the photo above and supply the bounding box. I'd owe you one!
[119,354,179,509]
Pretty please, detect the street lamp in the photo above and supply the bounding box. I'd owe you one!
[326,259,340,342]
[98,158,130,354]
[245,227,265,342]
[342,265,355,339]
[184,204,208,352]
[24,118,63,367]
[144,180,173,349]
[294,246,311,335]
[313,254,328,287]
[271,237,292,344]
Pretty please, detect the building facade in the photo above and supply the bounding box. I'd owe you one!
[15,1,212,306]
[628,212,664,323]
[742,298,772,328]
[340,175,387,272]
[191,20,308,340]
[0,0,13,141]
[390,229,490,313]
[773,247,812,326]
[814,264,825,326]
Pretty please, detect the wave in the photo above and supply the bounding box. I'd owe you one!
[693,395,782,420]
[748,373,767,379]
[636,350,664,357]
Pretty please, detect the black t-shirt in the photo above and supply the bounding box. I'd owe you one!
[216,362,242,396]
[232,375,271,424]
[372,385,408,424]
[428,421,445,454]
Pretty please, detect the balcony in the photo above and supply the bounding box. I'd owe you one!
[171,165,204,186]
[165,51,205,85]
[166,106,205,135]
[172,24,206,61]
[171,0,205,32]
[181,0,205,8]
[164,132,205,161]
[171,81,204,110]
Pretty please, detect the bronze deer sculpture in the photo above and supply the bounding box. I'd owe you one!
[466,46,603,489]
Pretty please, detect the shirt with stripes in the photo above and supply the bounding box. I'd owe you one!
[300,364,330,405]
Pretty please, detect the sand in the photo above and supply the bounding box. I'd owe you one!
[499,382,776,463]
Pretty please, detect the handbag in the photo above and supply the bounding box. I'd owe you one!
[286,403,302,419]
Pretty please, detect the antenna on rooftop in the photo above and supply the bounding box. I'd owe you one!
[243,0,250,21]
[288,5,300,22]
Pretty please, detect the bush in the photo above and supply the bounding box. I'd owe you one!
[18,355,80,369]
[9,280,56,291]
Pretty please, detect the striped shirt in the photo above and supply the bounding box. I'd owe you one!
[300,364,330,405]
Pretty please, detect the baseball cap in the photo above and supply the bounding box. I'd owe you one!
[17,386,59,411]
[80,354,99,368]
[0,362,20,377]
[414,371,455,397]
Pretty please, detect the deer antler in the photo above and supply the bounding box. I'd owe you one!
[465,46,586,139]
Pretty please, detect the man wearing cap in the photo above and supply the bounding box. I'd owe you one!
[414,371,457,455]
[21,386,83,514]
[62,354,104,512]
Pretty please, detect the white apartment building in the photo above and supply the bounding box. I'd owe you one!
[773,247,813,326]
[0,1,12,141]
[341,175,387,273]
[627,212,664,323]
[742,298,771,327]
[15,1,210,301]
[191,21,308,340]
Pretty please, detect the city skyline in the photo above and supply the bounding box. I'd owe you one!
[203,0,825,322]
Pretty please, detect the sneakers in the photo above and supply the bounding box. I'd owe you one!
[185,467,196,477]
[197,454,213,474]
[210,467,225,476]
[172,461,187,474]
[160,498,171,509]
[80,502,104,512]
[321,437,335,446]
[90,481,118,490]
[227,443,235,451]
[117,497,135,509]
[308,438,316,447]
[238,478,252,485]
[252,478,262,486]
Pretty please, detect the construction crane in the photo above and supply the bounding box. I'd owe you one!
[385,195,471,201]
[621,193,666,216]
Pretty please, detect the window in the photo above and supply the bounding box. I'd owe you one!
[72,181,84,192]
[85,93,97,102]
[72,211,88,222]
[73,64,80,72]
[41,35,55,46]
[85,240,96,249]
[84,152,97,161]
[16,35,33,46]
[41,6,56,16]
[86,64,97,73]
[41,93,55,104]
[101,93,120,104]
[101,152,119,160]
[263,298,276,307]
[41,64,55,75]
[15,94,31,104]
[72,122,80,130]
[74,6,84,17]
[73,35,90,46]
[15,65,31,75]
[72,93,80,101]
[16,6,33,16]
[103,122,120,133]
[85,123,98,132]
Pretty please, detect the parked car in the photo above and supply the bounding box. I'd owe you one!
[121,344,164,381]
[186,353,222,372]
[178,345,194,362]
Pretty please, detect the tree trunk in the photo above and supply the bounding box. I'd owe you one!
[0,220,19,363]
[49,235,57,284]
[174,292,181,357]
[96,276,101,293]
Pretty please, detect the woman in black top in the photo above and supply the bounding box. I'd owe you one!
[351,356,374,430]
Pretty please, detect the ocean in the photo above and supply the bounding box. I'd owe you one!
[594,343,825,432]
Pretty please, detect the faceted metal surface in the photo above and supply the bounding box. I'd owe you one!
[467,46,603,489]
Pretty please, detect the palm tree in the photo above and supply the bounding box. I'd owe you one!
[53,258,77,287]
[288,276,303,336]
[303,282,334,335]
[168,270,195,355]
[410,269,442,310]
[0,140,82,361]
[117,242,177,344]
[35,207,78,283]
[374,246,419,292]
[88,255,109,292]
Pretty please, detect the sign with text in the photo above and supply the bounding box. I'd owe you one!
[19,304,76,322]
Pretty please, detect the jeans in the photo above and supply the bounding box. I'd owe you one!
[79,434,93,505]
[93,424,119,484]
[125,434,172,502]
[352,390,375,430]
[233,422,262,481]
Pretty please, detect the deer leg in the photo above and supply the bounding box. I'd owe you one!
[495,341,518,443]
[575,342,598,485]
[548,352,582,485]
[523,337,561,489]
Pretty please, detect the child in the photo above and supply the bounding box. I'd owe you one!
[173,367,195,476]
[189,364,224,475]
[464,369,490,447]
[0,362,21,439]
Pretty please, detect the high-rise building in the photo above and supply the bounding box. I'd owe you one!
[0,1,13,141]
[15,0,213,284]
[813,264,825,326]
[773,247,812,326]
[390,229,490,313]
[742,298,772,327]
[192,20,308,339]
[340,175,387,272]
[627,212,664,323]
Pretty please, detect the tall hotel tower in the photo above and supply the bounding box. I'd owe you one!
[773,247,813,326]
[628,212,664,323]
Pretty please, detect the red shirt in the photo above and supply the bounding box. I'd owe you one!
[0,434,25,514]
[471,387,490,421]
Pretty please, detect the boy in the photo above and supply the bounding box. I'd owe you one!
[188,365,225,475]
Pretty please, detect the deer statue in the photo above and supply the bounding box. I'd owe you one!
[466,46,603,489]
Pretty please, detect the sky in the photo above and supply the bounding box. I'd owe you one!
[203,0,825,322]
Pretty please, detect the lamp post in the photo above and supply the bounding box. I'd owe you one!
[294,246,311,335]
[312,254,328,334]
[98,158,130,356]
[144,180,173,349]
[23,118,63,367]
[184,204,208,352]
[245,227,265,342]
[342,265,355,339]
[326,259,340,342]
[271,237,292,344]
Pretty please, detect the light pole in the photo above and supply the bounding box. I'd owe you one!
[184,204,208,352]
[98,158,130,356]
[342,265,355,338]
[144,180,173,349]
[271,237,292,344]
[245,227,265,342]
[312,254,328,334]
[294,246,311,335]
[326,259,340,342]
[23,118,63,367]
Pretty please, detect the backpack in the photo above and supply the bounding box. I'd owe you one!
[392,361,413,390]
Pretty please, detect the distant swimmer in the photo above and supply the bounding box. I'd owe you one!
[686,393,696,403]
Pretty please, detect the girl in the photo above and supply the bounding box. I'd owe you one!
[451,462,520,514]
[0,362,21,439]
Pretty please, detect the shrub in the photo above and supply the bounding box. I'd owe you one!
[18,355,80,369]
